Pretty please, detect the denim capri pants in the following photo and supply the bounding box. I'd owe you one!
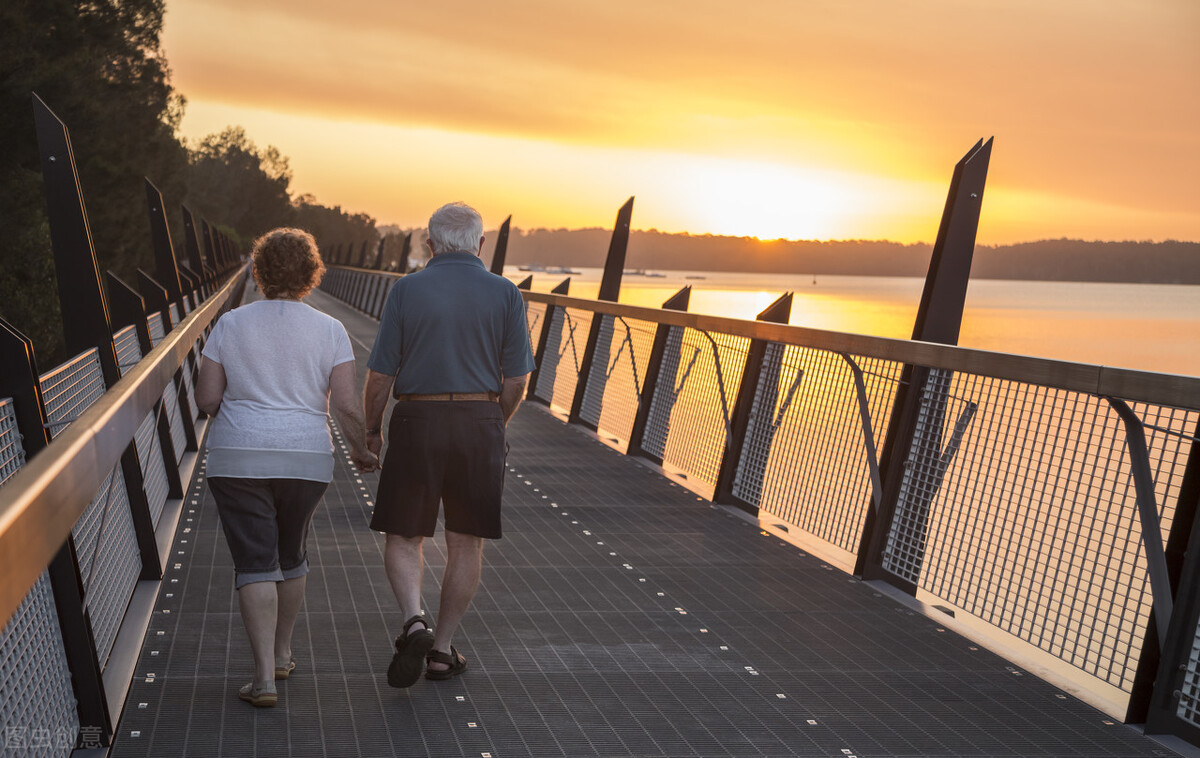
[209,477,329,589]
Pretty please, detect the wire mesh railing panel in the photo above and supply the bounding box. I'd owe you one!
[524,302,547,359]
[737,346,902,554]
[0,399,24,486]
[162,380,186,465]
[1177,614,1200,728]
[40,350,106,441]
[579,315,657,445]
[72,465,141,669]
[147,314,166,346]
[113,326,141,375]
[135,409,170,527]
[169,303,181,328]
[0,571,79,756]
[641,327,749,489]
[0,401,78,754]
[883,371,1198,692]
[181,344,201,420]
[533,307,594,415]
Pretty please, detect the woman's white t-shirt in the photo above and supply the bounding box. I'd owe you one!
[201,299,355,482]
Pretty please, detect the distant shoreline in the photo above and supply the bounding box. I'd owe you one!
[477,228,1200,286]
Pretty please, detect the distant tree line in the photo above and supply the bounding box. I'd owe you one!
[505,229,1200,284]
[0,0,378,365]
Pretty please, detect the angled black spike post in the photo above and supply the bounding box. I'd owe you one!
[627,286,691,459]
[375,237,386,270]
[30,93,122,744]
[103,273,166,581]
[490,215,512,275]
[527,278,571,400]
[32,94,119,383]
[137,270,173,336]
[516,275,533,290]
[569,198,635,424]
[714,293,794,510]
[180,206,210,296]
[145,179,184,312]
[862,138,992,588]
[138,270,199,454]
[201,219,220,282]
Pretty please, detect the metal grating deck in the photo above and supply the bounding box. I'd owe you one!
[111,291,1185,758]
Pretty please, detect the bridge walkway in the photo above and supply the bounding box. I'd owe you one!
[110,288,1183,757]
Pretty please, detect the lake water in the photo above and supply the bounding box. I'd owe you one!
[509,268,1200,379]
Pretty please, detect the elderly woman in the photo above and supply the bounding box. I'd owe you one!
[196,227,377,707]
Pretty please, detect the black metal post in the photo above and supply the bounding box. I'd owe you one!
[490,215,512,275]
[139,271,199,454]
[527,278,571,400]
[713,293,793,510]
[103,273,165,581]
[569,199,635,424]
[1144,416,1200,734]
[358,239,369,268]
[32,94,119,382]
[177,264,200,309]
[516,275,533,290]
[861,138,993,587]
[180,206,210,296]
[137,270,173,335]
[127,274,183,498]
[627,286,691,459]
[598,197,633,302]
[201,219,220,281]
[145,179,184,315]
[375,237,386,270]
[2,314,111,746]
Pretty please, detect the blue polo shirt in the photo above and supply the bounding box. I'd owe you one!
[367,252,535,395]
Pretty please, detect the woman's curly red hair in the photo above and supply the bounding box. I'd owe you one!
[251,228,325,300]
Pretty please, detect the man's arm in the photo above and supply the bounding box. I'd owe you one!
[363,368,395,456]
[499,373,529,425]
[330,361,377,472]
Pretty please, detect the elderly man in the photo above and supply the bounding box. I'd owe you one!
[363,202,534,687]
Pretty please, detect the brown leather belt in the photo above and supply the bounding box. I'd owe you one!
[395,391,499,402]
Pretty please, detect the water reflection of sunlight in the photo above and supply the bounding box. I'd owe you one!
[511,268,1200,376]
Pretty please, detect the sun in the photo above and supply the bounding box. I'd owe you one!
[672,158,861,241]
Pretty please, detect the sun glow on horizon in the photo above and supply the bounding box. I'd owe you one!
[178,99,960,243]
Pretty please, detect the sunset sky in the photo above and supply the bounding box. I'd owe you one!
[162,0,1199,244]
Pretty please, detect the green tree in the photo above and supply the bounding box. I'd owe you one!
[184,127,296,246]
[0,0,188,365]
[294,195,378,264]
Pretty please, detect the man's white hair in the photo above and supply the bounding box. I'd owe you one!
[428,202,483,255]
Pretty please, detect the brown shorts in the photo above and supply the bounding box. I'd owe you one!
[370,400,506,539]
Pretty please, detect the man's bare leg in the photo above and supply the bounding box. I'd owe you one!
[428,529,484,671]
[385,534,427,625]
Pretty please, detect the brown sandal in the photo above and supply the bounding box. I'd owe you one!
[425,646,467,680]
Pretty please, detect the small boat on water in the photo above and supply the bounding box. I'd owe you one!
[624,268,666,277]
[518,264,581,274]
